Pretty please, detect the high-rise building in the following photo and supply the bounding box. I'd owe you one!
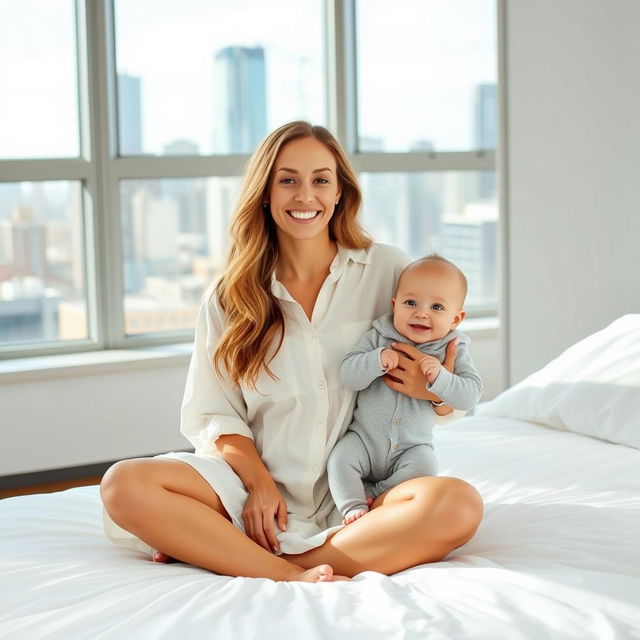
[0,207,47,277]
[118,74,143,155]
[473,83,497,199]
[212,46,267,154]
[442,203,498,306]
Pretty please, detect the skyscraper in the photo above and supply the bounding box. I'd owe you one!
[118,74,143,155]
[212,46,267,154]
[473,83,497,199]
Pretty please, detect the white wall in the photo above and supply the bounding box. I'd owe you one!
[0,330,501,477]
[505,0,640,384]
[1,363,189,476]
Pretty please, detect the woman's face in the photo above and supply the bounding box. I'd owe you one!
[267,136,342,245]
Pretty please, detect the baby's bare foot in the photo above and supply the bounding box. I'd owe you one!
[342,508,369,525]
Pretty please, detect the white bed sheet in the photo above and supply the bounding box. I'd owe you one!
[1,416,639,639]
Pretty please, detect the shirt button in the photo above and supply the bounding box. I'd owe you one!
[319,381,326,390]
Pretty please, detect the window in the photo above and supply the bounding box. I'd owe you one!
[0,0,498,357]
[354,0,498,315]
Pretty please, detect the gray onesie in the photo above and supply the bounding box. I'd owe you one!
[327,312,483,519]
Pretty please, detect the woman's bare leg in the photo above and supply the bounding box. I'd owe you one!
[282,476,483,577]
[100,458,344,582]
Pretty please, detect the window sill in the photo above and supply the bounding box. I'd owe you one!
[0,342,193,384]
[0,317,499,384]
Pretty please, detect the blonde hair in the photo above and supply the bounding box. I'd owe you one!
[213,121,371,388]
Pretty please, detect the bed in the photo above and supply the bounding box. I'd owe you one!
[1,316,639,639]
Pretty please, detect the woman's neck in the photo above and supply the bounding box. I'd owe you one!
[275,234,338,282]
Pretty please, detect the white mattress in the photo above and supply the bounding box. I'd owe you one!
[1,416,639,639]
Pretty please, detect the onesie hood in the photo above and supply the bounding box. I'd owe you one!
[372,312,469,350]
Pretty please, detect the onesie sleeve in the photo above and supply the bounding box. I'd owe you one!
[339,327,386,391]
[180,292,253,456]
[427,341,483,411]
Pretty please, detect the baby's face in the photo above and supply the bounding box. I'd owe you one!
[392,262,466,344]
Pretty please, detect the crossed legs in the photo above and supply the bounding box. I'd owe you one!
[101,458,483,581]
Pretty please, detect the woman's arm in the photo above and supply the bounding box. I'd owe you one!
[216,434,288,554]
[381,339,458,409]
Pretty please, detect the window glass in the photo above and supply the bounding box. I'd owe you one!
[0,0,80,159]
[114,0,325,156]
[359,171,498,310]
[120,177,241,335]
[0,181,88,345]
[356,0,497,152]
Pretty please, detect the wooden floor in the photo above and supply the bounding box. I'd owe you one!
[0,476,103,499]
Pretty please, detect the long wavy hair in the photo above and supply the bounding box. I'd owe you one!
[213,121,371,388]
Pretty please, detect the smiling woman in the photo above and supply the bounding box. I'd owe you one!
[266,137,342,252]
[100,120,483,582]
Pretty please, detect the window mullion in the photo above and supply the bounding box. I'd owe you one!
[325,0,357,151]
[85,0,124,350]
[353,150,496,173]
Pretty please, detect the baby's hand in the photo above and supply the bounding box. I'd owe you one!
[419,355,442,384]
[380,348,399,371]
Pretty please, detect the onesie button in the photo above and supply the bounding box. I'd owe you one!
[393,419,400,426]
[319,381,326,390]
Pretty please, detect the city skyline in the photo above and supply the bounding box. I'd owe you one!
[0,0,498,345]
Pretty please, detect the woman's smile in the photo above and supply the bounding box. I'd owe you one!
[287,208,322,222]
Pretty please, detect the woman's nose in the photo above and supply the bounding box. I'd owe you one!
[294,183,314,202]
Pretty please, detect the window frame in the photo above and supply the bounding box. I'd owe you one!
[0,0,498,360]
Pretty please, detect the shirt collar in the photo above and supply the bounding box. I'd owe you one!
[270,243,370,300]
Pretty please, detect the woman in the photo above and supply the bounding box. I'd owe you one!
[101,121,483,582]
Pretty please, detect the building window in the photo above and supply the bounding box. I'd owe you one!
[0,0,498,357]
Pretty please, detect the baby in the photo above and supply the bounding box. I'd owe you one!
[327,254,483,524]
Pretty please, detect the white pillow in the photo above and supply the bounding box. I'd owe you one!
[477,315,640,449]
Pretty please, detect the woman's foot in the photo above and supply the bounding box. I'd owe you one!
[152,551,175,563]
[296,564,350,582]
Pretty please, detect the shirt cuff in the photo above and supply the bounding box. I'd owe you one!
[201,416,254,455]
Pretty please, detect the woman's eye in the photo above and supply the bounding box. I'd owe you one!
[315,177,329,184]
[280,177,295,184]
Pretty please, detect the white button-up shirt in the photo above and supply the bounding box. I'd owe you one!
[180,243,410,544]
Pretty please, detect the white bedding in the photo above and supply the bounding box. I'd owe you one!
[1,415,640,639]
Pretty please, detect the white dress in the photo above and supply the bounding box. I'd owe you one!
[104,243,411,554]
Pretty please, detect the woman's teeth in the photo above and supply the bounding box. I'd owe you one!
[289,210,319,220]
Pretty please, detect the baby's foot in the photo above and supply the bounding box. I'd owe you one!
[342,507,369,525]
[366,496,374,507]
[297,564,350,582]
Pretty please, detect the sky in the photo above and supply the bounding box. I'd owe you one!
[0,0,496,158]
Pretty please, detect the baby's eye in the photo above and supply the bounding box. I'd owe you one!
[432,303,445,311]
[403,299,417,307]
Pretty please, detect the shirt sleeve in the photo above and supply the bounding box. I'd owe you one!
[339,327,386,391]
[180,293,253,456]
[427,341,483,411]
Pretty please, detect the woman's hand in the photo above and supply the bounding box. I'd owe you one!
[242,479,288,554]
[382,338,458,403]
